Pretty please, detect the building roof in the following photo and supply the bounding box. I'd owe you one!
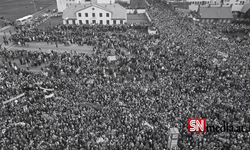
[241,3,250,13]
[63,3,127,20]
[199,5,233,19]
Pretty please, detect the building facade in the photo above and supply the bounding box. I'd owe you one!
[63,3,127,25]
[187,0,250,11]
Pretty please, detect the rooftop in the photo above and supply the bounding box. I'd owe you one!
[241,3,250,13]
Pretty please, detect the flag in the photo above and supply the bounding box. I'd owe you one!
[45,93,55,99]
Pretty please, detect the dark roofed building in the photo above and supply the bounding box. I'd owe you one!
[198,5,233,23]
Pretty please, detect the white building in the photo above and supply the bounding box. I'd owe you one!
[62,3,127,25]
[56,0,116,12]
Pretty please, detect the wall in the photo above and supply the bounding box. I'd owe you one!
[76,6,111,25]
[127,9,146,13]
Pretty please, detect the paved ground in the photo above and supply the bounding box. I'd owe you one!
[11,42,94,54]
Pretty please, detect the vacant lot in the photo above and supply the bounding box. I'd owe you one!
[36,16,63,30]
[0,0,55,22]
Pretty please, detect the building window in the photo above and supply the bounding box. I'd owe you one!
[100,20,103,24]
[106,20,109,25]
[92,20,96,24]
[66,20,69,24]
[92,13,95,17]
[92,7,95,10]
[85,13,88,17]
[73,20,76,25]
[99,13,102,17]
[78,13,81,17]
[113,20,116,24]
[79,20,83,24]
[120,20,123,24]
[106,13,109,17]
[86,20,89,24]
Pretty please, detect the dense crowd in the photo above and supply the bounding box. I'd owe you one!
[1,0,250,150]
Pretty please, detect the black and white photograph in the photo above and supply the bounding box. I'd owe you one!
[0,0,250,149]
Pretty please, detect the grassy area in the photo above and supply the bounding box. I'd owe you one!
[0,0,55,22]
[36,16,63,29]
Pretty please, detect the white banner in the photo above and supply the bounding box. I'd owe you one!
[45,93,55,99]
[40,86,54,92]
[3,93,25,105]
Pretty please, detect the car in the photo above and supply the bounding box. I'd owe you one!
[43,14,49,17]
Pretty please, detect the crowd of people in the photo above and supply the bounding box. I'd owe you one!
[1,0,250,149]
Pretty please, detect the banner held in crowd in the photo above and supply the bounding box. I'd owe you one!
[3,93,25,105]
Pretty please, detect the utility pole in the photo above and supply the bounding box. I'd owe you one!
[33,0,37,13]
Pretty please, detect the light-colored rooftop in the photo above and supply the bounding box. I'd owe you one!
[63,3,127,20]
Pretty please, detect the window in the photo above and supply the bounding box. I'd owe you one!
[99,13,102,17]
[106,13,109,17]
[92,20,96,24]
[236,0,239,2]
[78,13,81,17]
[120,20,123,24]
[92,7,95,10]
[113,20,116,24]
[66,20,69,24]
[100,20,103,24]
[85,13,88,17]
[106,20,109,25]
[73,20,76,25]
[86,20,89,24]
[79,20,83,24]
[92,13,95,17]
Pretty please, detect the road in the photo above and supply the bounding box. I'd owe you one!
[0,4,56,49]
